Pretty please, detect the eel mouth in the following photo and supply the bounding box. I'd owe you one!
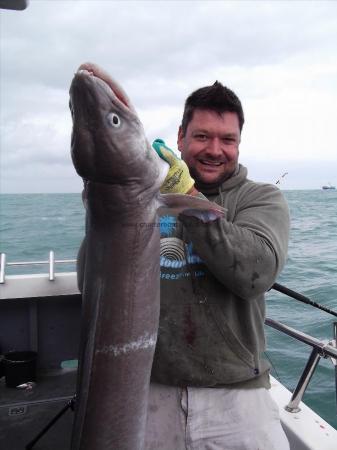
[76,62,132,110]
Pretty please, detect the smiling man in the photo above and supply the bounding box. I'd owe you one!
[147,82,291,450]
[178,87,241,190]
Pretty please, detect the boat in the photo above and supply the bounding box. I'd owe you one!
[322,184,336,190]
[1,0,336,448]
[0,253,337,449]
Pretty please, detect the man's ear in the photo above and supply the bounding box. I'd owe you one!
[177,126,184,152]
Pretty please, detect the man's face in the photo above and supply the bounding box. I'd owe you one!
[177,109,241,189]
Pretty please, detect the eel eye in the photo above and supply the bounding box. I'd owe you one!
[107,113,121,128]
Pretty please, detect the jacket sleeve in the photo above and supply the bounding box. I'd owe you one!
[179,183,290,300]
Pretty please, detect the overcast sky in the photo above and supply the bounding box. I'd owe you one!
[1,0,337,192]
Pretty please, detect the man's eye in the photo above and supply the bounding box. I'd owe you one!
[195,134,207,141]
[224,137,236,144]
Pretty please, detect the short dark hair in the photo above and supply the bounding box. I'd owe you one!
[180,81,244,135]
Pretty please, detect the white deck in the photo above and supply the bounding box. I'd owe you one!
[0,272,79,299]
[270,376,337,450]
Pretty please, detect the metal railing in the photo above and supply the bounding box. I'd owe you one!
[266,317,337,413]
[267,285,337,416]
[0,252,76,283]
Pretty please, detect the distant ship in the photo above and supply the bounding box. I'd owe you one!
[322,183,336,190]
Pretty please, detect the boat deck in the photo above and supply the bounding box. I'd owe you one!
[0,369,76,449]
[0,279,80,449]
[1,273,337,449]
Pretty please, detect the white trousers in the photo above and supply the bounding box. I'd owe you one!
[145,383,290,450]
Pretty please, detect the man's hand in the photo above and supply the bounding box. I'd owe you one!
[152,139,195,194]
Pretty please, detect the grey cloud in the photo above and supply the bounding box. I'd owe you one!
[1,107,71,169]
[3,1,337,88]
[1,0,337,192]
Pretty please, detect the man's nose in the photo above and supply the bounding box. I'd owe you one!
[207,138,223,156]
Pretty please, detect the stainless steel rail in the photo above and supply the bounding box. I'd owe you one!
[0,252,76,283]
[266,318,337,359]
[266,318,337,413]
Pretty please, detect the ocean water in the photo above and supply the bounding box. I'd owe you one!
[0,190,337,429]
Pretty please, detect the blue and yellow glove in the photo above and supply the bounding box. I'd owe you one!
[152,139,195,194]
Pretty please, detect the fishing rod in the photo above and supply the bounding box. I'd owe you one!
[275,172,288,185]
[272,282,337,318]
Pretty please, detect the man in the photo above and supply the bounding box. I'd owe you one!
[145,81,290,450]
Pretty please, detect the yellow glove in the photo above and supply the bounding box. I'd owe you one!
[152,139,194,194]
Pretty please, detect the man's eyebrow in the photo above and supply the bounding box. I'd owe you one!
[222,133,239,138]
[192,129,208,134]
[192,129,239,138]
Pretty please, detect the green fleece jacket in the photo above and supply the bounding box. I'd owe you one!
[151,164,290,389]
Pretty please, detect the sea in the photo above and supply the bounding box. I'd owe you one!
[1,190,337,429]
